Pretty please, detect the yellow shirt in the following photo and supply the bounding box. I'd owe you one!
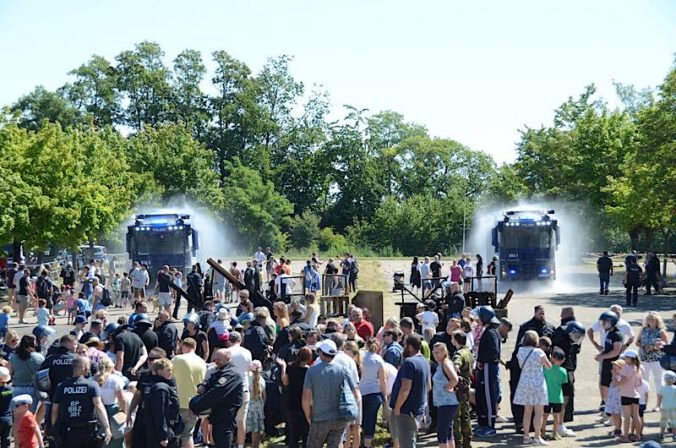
[171,352,207,409]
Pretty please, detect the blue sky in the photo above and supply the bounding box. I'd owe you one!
[1,0,674,163]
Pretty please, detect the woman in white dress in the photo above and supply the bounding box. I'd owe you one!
[514,330,552,445]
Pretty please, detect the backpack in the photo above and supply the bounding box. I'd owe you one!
[454,375,472,403]
[37,277,51,298]
[100,287,112,307]
[199,311,215,332]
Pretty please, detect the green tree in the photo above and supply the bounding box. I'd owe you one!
[171,49,208,137]
[289,212,321,250]
[116,41,173,129]
[7,86,84,131]
[61,55,121,127]
[221,159,293,250]
[126,124,223,208]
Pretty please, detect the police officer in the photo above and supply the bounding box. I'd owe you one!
[551,306,585,435]
[624,256,642,306]
[51,355,112,448]
[186,264,204,311]
[190,349,243,448]
[144,358,182,448]
[126,347,169,448]
[40,334,78,436]
[596,251,613,295]
[509,305,555,434]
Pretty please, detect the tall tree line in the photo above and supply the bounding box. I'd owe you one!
[1,42,673,255]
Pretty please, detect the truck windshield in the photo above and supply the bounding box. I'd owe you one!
[134,232,184,256]
[502,226,551,249]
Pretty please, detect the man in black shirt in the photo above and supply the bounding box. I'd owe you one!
[430,255,442,290]
[624,257,642,306]
[551,307,584,432]
[113,325,148,379]
[155,310,179,358]
[133,314,159,352]
[16,268,32,324]
[51,355,111,447]
[79,320,103,344]
[156,266,174,313]
[186,264,204,312]
[644,252,660,295]
[60,262,76,288]
[596,251,613,295]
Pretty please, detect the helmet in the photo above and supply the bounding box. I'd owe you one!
[183,312,200,326]
[563,321,586,345]
[477,306,500,326]
[103,323,119,339]
[74,315,87,325]
[599,311,618,327]
[32,325,55,340]
[34,368,51,393]
[135,314,152,327]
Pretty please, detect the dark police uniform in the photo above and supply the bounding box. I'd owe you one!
[476,324,501,431]
[40,345,76,434]
[551,317,581,422]
[131,370,176,448]
[189,364,243,448]
[625,263,642,306]
[509,318,555,432]
[144,376,182,448]
[597,255,613,295]
[186,271,203,311]
[53,376,102,448]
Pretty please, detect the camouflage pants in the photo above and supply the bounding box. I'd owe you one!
[454,401,472,448]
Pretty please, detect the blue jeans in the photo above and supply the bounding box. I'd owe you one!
[361,393,383,438]
[599,273,610,292]
[436,405,459,443]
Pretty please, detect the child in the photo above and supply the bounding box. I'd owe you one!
[0,307,11,341]
[606,359,624,438]
[12,394,43,448]
[0,367,13,448]
[636,376,650,440]
[65,289,76,325]
[616,350,642,442]
[35,300,49,327]
[657,370,676,440]
[112,273,122,308]
[416,300,439,343]
[542,348,569,440]
[246,360,266,448]
[120,273,131,308]
[538,336,552,355]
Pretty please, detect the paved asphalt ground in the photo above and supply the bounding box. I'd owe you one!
[6,259,675,447]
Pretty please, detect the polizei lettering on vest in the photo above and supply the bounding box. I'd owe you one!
[53,358,74,366]
[63,386,88,394]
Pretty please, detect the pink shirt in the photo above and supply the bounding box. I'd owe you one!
[618,365,640,398]
[450,266,463,283]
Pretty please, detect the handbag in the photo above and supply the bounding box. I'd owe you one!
[338,378,359,420]
[109,411,127,439]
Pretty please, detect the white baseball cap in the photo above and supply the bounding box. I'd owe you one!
[318,339,337,356]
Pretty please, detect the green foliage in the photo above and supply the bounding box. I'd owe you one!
[221,159,293,251]
[289,212,320,250]
[2,42,672,255]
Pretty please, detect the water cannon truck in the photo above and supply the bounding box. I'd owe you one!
[491,209,560,281]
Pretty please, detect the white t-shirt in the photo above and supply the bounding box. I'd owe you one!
[383,362,398,394]
[591,318,634,345]
[275,274,295,295]
[638,379,650,405]
[417,311,439,332]
[227,345,252,392]
[254,251,266,265]
[13,271,23,292]
[463,263,474,278]
[100,373,126,405]
[130,269,147,289]
[419,263,431,280]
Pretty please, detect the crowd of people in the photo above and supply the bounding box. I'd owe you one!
[0,250,672,448]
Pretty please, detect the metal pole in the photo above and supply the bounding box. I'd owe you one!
[462,198,466,254]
